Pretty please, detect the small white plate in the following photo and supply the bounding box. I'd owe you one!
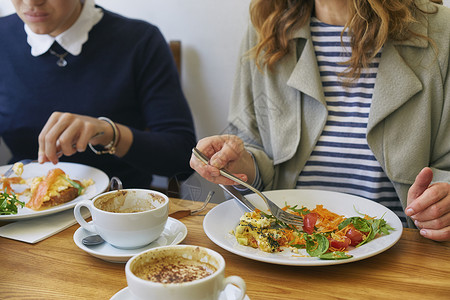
[73,217,187,263]
[110,285,250,300]
[0,162,109,220]
[204,189,403,266]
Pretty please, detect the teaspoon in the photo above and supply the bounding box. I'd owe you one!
[82,234,105,246]
[82,231,182,247]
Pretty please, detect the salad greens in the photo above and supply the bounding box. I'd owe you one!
[338,216,394,247]
[275,210,394,260]
[237,203,395,261]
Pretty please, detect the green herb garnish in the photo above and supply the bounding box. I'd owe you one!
[61,176,84,195]
[0,190,25,215]
[286,203,310,215]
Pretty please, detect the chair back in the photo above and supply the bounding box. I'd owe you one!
[169,40,181,75]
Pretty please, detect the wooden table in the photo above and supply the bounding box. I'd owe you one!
[1,199,449,299]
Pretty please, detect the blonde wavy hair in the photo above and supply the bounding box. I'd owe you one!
[250,0,442,78]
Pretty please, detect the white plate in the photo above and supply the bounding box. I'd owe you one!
[204,189,403,266]
[74,217,188,263]
[110,285,250,300]
[0,162,109,220]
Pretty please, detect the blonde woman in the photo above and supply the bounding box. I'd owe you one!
[191,0,450,241]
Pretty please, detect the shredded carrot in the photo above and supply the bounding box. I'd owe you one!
[329,246,346,252]
[276,204,351,251]
[311,205,346,233]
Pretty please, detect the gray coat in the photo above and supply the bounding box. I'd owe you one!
[228,0,450,227]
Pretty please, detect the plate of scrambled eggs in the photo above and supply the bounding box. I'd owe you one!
[203,189,403,266]
[0,162,109,220]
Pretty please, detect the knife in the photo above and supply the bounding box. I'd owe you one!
[219,184,255,212]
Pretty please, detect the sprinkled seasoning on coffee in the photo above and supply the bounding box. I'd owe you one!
[133,257,216,283]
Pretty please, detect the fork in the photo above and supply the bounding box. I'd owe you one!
[2,159,37,178]
[169,190,215,219]
[192,148,303,227]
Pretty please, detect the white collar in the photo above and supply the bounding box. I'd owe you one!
[25,0,103,56]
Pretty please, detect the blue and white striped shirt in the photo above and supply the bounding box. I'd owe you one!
[295,18,406,226]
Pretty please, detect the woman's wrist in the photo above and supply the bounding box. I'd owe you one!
[235,150,257,185]
[233,150,261,190]
[243,150,257,184]
[113,124,132,157]
[88,117,120,155]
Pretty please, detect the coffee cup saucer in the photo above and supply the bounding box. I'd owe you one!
[110,284,250,300]
[73,217,187,263]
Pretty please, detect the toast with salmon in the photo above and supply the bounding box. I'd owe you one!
[26,168,84,210]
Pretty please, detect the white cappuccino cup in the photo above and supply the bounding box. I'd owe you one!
[126,245,246,300]
[74,189,168,249]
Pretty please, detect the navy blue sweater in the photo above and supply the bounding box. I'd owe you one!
[0,9,196,188]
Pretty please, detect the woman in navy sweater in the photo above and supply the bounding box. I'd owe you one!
[0,0,196,188]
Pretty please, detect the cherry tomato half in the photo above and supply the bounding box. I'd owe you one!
[329,236,351,250]
[345,224,366,246]
[303,212,318,234]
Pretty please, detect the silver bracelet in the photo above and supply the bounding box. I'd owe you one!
[88,117,120,155]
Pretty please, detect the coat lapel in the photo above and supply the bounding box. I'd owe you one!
[368,42,424,134]
[286,26,326,107]
[271,25,328,166]
[368,11,429,133]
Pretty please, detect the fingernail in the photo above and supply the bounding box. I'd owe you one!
[405,208,414,216]
[38,154,43,164]
[420,229,427,237]
[414,220,420,227]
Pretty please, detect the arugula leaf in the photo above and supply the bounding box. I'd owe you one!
[338,217,370,232]
[357,216,394,246]
[357,219,380,246]
[379,219,395,235]
[61,176,84,195]
[287,204,310,215]
[0,190,25,215]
